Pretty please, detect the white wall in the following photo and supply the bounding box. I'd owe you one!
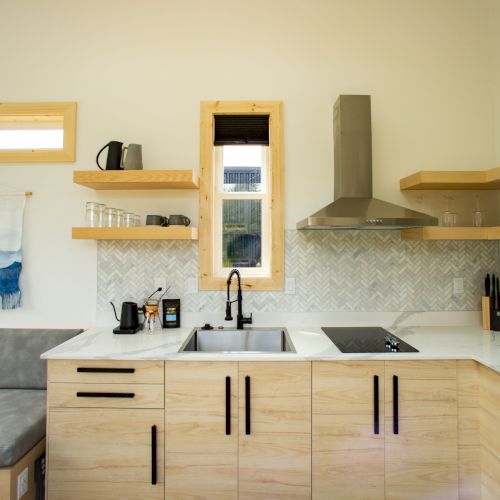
[0,0,497,327]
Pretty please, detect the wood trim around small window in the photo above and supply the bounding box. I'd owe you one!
[199,101,284,291]
[0,102,77,162]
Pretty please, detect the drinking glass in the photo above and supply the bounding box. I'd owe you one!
[86,202,100,227]
[124,212,135,227]
[472,195,484,227]
[104,207,117,227]
[115,209,124,227]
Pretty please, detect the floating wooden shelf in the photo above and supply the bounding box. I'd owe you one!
[73,169,199,190]
[400,166,500,190]
[72,226,198,240]
[400,226,500,240]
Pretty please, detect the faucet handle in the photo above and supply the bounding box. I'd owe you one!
[225,301,233,321]
[242,313,253,325]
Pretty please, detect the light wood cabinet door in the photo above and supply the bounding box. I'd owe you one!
[312,361,385,500]
[238,361,311,500]
[165,361,238,500]
[479,364,500,499]
[385,360,459,500]
[47,408,164,500]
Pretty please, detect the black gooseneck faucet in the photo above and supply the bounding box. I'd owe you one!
[225,268,252,329]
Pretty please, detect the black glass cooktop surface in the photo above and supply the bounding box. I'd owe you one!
[321,327,419,353]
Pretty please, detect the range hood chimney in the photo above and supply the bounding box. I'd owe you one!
[297,95,438,230]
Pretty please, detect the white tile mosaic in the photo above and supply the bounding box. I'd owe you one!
[97,231,498,313]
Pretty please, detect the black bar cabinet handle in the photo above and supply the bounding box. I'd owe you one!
[77,367,135,374]
[393,375,399,434]
[76,392,135,398]
[373,375,379,435]
[151,425,157,485]
[225,376,231,435]
[245,376,251,435]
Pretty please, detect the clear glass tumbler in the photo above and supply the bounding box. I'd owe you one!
[133,214,141,227]
[115,209,124,227]
[86,202,100,227]
[104,207,117,227]
[124,212,135,227]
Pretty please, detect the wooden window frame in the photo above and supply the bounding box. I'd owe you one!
[199,101,284,291]
[0,102,77,162]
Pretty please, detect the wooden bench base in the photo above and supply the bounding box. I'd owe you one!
[0,438,45,500]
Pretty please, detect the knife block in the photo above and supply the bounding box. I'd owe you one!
[482,297,490,330]
[482,296,500,331]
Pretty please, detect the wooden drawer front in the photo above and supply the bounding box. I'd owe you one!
[48,383,164,409]
[48,359,164,384]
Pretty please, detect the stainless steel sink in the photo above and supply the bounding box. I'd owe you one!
[179,327,295,353]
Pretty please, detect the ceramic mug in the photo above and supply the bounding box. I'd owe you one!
[146,214,168,226]
[169,214,190,226]
[122,143,143,170]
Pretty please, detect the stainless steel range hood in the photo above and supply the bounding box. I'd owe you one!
[297,95,438,230]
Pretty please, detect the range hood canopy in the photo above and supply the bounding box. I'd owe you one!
[297,95,438,230]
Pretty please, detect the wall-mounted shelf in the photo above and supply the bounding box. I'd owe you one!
[400,166,500,190]
[400,226,500,240]
[73,169,199,190]
[72,226,198,240]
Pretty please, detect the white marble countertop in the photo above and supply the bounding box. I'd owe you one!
[41,324,500,373]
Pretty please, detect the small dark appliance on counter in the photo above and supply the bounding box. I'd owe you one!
[111,301,142,334]
[482,273,500,331]
[163,299,180,328]
[321,327,419,353]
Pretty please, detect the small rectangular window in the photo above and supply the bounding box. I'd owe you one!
[0,102,76,162]
[199,101,284,291]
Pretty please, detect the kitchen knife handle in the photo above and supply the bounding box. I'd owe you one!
[151,425,157,485]
[374,375,380,435]
[393,375,399,434]
[226,376,231,435]
[245,376,251,435]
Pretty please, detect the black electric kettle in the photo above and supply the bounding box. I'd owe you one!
[110,301,142,334]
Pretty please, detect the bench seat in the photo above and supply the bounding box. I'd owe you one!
[0,389,46,467]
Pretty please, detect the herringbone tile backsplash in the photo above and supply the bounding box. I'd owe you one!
[97,231,498,312]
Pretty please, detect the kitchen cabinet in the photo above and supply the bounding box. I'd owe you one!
[312,360,459,500]
[47,360,165,500]
[479,364,500,498]
[312,361,385,500]
[165,361,311,500]
[165,361,238,499]
[384,361,459,500]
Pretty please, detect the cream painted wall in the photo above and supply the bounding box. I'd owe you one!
[490,0,500,163]
[0,0,497,327]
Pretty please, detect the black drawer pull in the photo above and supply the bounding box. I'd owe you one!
[76,392,135,398]
[151,425,157,485]
[226,376,231,435]
[77,367,135,374]
[245,376,251,435]
[374,375,379,435]
[393,375,399,434]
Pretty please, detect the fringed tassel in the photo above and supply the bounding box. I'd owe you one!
[1,290,22,310]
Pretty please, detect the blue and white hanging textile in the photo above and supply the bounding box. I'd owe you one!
[0,194,25,309]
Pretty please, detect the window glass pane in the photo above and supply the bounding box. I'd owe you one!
[223,145,262,192]
[223,199,262,268]
[0,116,64,150]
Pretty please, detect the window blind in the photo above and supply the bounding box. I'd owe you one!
[214,115,269,145]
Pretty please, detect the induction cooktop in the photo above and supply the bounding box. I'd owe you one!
[321,327,419,353]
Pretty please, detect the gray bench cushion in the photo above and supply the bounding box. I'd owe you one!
[0,389,46,467]
[0,328,82,389]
